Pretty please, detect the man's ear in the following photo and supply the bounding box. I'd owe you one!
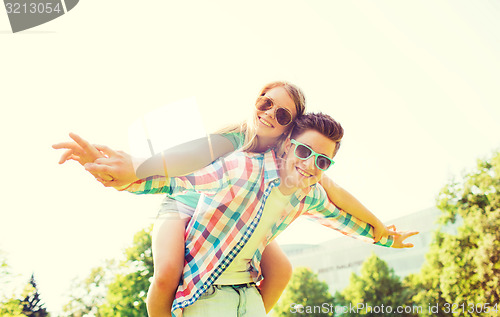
[283,138,292,155]
[277,138,292,159]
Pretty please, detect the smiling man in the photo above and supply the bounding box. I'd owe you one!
[121,112,417,317]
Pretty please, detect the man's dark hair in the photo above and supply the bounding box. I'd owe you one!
[290,112,344,156]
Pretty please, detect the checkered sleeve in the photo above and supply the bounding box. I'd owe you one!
[120,154,245,196]
[118,175,172,194]
[303,186,393,247]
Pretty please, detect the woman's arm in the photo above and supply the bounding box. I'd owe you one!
[53,133,236,188]
[135,134,236,178]
[319,174,389,242]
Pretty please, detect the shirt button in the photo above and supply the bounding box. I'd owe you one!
[203,285,207,289]
[221,264,226,269]
[239,242,245,246]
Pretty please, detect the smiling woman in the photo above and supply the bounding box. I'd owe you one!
[255,96,293,127]
[216,81,306,156]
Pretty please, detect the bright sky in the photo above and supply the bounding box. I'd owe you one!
[1,0,499,314]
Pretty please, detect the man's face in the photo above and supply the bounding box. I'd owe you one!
[280,129,336,192]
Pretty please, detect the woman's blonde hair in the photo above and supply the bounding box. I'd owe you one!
[215,81,306,154]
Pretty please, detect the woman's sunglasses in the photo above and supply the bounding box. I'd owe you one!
[290,139,335,171]
[255,96,293,126]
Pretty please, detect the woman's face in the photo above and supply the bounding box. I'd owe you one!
[254,86,297,140]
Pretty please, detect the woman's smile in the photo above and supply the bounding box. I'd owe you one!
[258,116,275,128]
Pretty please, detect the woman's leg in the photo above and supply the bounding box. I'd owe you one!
[258,240,293,313]
[147,214,190,317]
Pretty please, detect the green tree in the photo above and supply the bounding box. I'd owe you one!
[20,274,49,317]
[274,267,334,317]
[404,236,454,317]
[337,253,416,316]
[1,250,13,284]
[62,226,153,317]
[61,261,116,317]
[98,226,153,317]
[0,251,26,317]
[408,151,500,317]
[0,299,26,317]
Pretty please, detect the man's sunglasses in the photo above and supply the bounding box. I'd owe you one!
[290,139,335,171]
[255,96,293,126]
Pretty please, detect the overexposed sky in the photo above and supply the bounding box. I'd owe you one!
[1,0,499,313]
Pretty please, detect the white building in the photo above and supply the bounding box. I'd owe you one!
[281,207,458,293]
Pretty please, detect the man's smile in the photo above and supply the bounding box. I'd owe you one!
[295,166,313,178]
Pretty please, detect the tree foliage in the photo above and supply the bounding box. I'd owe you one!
[0,299,26,317]
[337,253,416,316]
[0,251,26,317]
[274,267,334,317]
[61,262,116,317]
[62,226,154,317]
[1,250,13,283]
[20,274,49,317]
[408,151,500,317]
[98,226,153,317]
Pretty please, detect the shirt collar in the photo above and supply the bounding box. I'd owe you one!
[262,149,280,185]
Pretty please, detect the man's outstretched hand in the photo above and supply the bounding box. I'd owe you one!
[84,144,139,188]
[391,229,419,248]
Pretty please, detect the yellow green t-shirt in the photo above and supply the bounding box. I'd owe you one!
[215,187,290,285]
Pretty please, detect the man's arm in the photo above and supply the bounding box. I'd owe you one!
[304,186,395,247]
[119,153,244,196]
[319,175,389,242]
[305,208,394,247]
[304,187,418,248]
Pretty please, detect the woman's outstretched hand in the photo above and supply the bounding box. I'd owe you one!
[52,133,139,188]
[53,132,105,167]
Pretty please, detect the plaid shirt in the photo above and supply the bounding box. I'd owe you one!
[122,150,393,316]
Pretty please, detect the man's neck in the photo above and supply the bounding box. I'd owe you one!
[277,161,298,196]
[277,183,297,196]
[254,136,277,152]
